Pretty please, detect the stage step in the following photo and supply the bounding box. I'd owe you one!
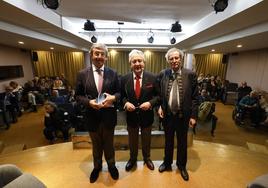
[72,129,194,149]
[1,144,26,155]
[247,142,268,155]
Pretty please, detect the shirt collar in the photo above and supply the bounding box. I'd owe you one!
[92,64,104,72]
[133,72,143,79]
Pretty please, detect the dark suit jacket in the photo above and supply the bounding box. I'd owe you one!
[157,68,199,125]
[121,71,159,128]
[75,66,120,131]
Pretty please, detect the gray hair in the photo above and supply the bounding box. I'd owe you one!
[90,43,108,57]
[165,48,184,62]
[129,49,145,62]
[44,101,57,109]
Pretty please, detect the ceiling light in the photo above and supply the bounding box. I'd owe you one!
[117,36,122,44]
[213,0,228,13]
[170,21,182,32]
[18,41,24,44]
[170,37,176,44]
[43,0,59,10]
[147,30,154,43]
[211,49,215,52]
[91,35,97,43]
[116,29,123,44]
[50,47,54,50]
[237,44,242,48]
[84,20,96,31]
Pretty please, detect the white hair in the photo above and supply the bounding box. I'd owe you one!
[165,48,184,62]
[129,49,145,62]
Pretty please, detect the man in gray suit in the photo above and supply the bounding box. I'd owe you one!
[76,43,120,183]
[157,48,199,181]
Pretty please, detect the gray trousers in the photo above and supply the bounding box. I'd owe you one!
[127,125,152,161]
[89,123,115,169]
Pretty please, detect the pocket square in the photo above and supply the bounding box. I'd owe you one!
[145,84,153,88]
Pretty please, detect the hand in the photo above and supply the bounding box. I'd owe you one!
[189,118,196,128]
[124,102,136,112]
[89,99,103,110]
[158,106,164,119]
[102,93,115,108]
[139,102,151,111]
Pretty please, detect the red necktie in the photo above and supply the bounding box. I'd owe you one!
[135,75,141,99]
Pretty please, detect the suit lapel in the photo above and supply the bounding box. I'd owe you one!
[86,67,98,95]
[181,68,187,100]
[140,71,148,99]
[125,73,135,99]
[102,67,108,93]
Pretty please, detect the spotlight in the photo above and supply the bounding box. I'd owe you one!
[43,0,59,10]
[147,30,154,43]
[91,36,97,43]
[117,36,122,44]
[148,36,154,43]
[84,20,96,31]
[214,0,228,13]
[170,21,182,32]
[170,37,176,44]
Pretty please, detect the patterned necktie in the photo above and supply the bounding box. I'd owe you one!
[135,75,141,99]
[96,69,103,94]
[170,73,179,113]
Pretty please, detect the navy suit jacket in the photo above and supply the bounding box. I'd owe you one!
[157,68,199,125]
[121,71,159,128]
[75,65,120,131]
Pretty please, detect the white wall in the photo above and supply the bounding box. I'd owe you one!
[0,44,34,92]
[226,48,268,92]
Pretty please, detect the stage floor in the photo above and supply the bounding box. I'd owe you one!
[0,141,268,188]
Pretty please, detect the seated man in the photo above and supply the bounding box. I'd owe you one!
[238,90,261,126]
[197,89,218,136]
[43,101,71,143]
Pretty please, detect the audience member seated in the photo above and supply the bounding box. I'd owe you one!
[0,164,46,188]
[53,76,64,90]
[43,101,71,143]
[50,90,66,105]
[237,90,261,127]
[59,73,70,88]
[9,81,23,116]
[237,81,252,103]
[4,86,18,123]
[197,89,218,136]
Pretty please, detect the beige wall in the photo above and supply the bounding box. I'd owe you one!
[0,44,34,92]
[226,48,268,92]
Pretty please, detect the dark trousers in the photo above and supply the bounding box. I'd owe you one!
[127,125,152,161]
[89,123,115,169]
[163,114,188,168]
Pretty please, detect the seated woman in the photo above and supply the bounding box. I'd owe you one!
[238,90,261,126]
[43,101,71,143]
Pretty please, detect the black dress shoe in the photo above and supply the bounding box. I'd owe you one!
[144,159,154,170]
[180,168,189,181]
[158,163,172,173]
[125,160,137,171]
[108,166,119,180]
[90,168,101,183]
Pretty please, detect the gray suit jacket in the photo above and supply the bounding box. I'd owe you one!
[157,68,199,123]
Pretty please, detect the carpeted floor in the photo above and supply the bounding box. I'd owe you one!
[0,102,267,149]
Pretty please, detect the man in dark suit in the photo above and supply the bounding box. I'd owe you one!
[75,43,120,183]
[121,50,159,171]
[157,48,199,181]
